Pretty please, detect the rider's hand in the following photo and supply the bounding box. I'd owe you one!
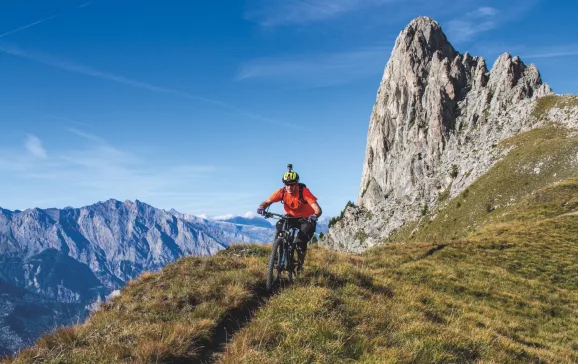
[257,207,266,215]
[307,215,317,223]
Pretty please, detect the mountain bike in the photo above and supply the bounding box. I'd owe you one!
[262,212,307,291]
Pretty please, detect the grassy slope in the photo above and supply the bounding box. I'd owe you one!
[5,99,578,363]
[3,250,271,363]
[388,125,578,244]
[9,178,575,363]
[218,178,578,364]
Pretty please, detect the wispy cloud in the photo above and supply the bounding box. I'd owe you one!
[78,1,96,9]
[0,130,230,213]
[0,1,96,39]
[521,45,578,59]
[0,44,214,102]
[471,42,578,64]
[445,7,499,43]
[67,128,103,143]
[238,46,389,87]
[49,115,94,127]
[0,43,301,129]
[0,15,58,39]
[24,135,47,158]
[246,0,393,26]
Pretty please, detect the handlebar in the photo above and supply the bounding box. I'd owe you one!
[262,211,306,221]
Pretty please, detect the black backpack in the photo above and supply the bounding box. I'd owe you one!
[281,183,308,205]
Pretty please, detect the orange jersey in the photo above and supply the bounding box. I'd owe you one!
[268,186,317,218]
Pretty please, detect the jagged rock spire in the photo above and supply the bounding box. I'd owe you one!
[393,17,456,67]
[323,16,552,252]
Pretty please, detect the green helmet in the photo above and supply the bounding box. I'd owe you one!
[282,171,299,185]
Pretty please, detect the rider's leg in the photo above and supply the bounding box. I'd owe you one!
[296,243,307,272]
[296,220,316,269]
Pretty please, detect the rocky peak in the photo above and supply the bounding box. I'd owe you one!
[394,17,457,67]
[323,17,554,252]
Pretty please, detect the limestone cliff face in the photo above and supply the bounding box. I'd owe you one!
[323,17,558,252]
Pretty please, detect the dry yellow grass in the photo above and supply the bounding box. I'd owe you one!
[3,246,270,363]
[216,177,578,363]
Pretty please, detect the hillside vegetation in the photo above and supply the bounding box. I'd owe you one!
[388,125,578,243]
[4,125,578,363]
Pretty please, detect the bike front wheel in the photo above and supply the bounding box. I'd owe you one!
[286,244,296,284]
[266,238,284,291]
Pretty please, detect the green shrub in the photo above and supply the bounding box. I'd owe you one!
[450,164,459,178]
[328,201,356,228]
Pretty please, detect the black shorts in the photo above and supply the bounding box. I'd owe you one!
[276,219,316,249]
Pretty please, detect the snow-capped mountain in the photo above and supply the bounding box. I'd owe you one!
[214,212,329,235]
[214,213,273,229]
[316,217,330,235]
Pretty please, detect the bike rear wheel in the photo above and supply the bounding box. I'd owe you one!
[266,238,284,291]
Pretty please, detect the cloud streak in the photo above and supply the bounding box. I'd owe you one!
[246,0,393,26]
[238,46,389,87]
[0,43,302,130]
[521,45,578,59]
[67,128,104,143]
[49,115,94,127]
[0,15,58,39]
[445,7,499,43]
[0,1,98,39]
[78,1,96,9]
[0,44,215,102]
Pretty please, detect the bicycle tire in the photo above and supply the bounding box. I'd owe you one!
[287,243,296,284]
[266,238,284,291]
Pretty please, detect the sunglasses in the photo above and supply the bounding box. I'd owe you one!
[284,182,297,186]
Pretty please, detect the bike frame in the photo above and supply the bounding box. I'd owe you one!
[264,212,306,282]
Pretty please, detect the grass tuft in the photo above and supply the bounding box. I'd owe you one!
[532,95,578,120]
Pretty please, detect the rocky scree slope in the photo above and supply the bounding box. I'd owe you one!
[323,16,578,252]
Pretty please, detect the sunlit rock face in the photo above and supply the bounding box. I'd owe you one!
[323,16,556,252]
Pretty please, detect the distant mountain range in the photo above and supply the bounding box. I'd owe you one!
[215,215,274,229]
[0,199,331,355]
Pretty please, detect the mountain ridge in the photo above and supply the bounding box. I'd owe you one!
[322,16,576,252]
[0,198,277,354]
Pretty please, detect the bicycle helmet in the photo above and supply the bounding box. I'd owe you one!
[282,171,299,184]
[282,164,300,185]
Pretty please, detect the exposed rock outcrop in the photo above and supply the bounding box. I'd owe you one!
[322,17,565,252]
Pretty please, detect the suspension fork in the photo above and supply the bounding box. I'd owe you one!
[288,229,299,270]
[280,229,297,269]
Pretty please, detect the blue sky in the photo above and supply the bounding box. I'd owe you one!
[0,0,577,218]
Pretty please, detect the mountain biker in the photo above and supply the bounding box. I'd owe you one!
[257,167,322,272]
